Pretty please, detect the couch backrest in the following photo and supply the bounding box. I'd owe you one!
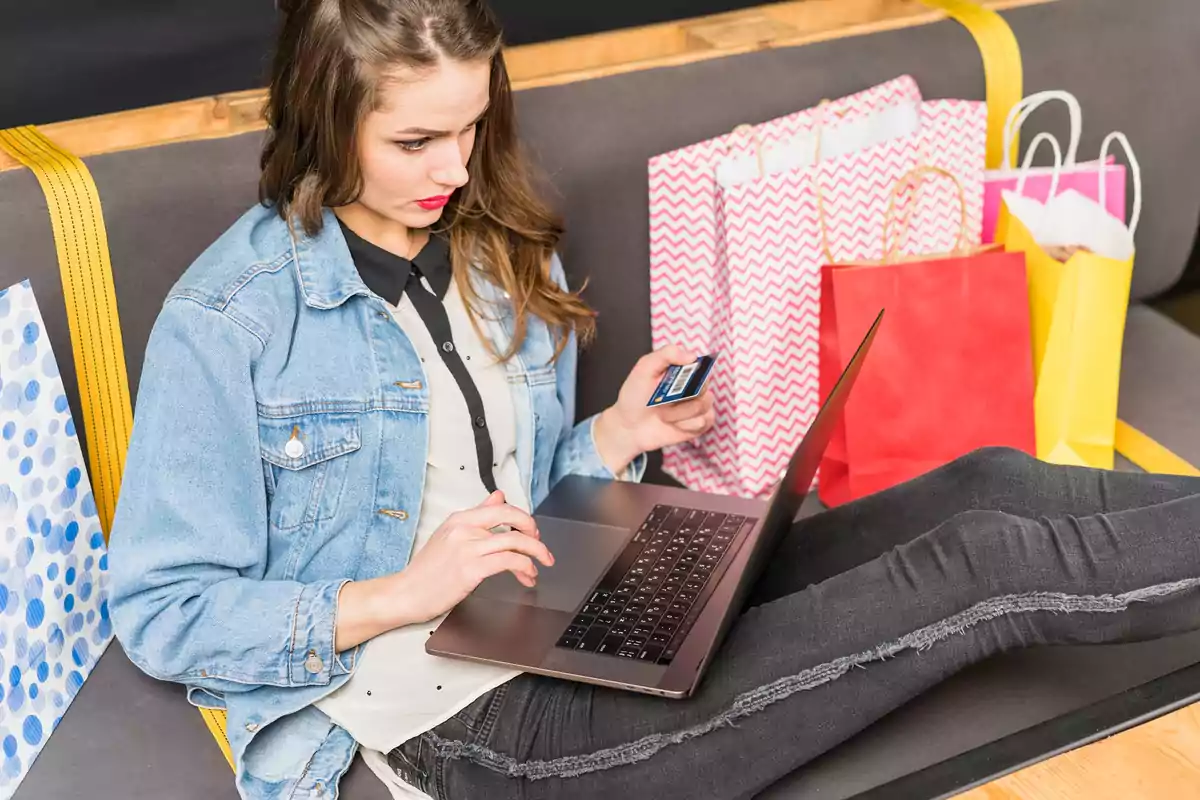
[2,0,1197,480]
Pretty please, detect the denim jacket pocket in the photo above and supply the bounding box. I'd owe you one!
[259,412,362,531]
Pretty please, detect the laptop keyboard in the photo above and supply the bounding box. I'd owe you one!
[555,505,755,665]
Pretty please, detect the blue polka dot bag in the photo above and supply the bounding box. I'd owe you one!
[0,280,111,796]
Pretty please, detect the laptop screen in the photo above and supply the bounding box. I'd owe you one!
[743,309,884,587]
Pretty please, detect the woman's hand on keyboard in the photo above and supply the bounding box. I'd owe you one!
[336,491,555,647]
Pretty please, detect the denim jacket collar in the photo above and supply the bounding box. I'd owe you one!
[288,209,374,310]
[287,209,512,326]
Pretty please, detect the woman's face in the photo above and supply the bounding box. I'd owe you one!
[352,57,491,231]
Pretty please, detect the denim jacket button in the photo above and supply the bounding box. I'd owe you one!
[304,652,324,675]
[285,438,305,459]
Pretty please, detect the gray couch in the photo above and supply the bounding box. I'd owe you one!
[4,0,1200,797]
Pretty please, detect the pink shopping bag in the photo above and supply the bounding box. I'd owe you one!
[982,90,1126,242]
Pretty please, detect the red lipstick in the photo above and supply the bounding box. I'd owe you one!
[416,195,451,211]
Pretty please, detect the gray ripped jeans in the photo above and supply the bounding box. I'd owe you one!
[386,448,1200,799]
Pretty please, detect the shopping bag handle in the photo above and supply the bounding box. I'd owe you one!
[883,166,969,261]
[1098,131,1142,236]
[1015,131,1064,197]
[1001,90,1082,170]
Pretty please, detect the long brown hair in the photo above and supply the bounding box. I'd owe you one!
[260,0,594,358]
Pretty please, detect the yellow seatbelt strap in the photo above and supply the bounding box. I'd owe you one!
[0,125,236,771]
[919,0,1024,169]
[0,126,132,540]
[1116,420,1200,477]
[197,707,235,769]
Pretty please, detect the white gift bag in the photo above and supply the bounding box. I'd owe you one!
[0,280,112,798]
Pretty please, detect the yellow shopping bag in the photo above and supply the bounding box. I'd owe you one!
[996,132,1141,468]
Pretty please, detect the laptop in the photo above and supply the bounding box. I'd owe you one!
[426,310,883,698]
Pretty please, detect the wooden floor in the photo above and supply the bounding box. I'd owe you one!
[958,704,1200,799]
[8,0,1200,796]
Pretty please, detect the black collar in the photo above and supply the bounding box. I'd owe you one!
[337,218,453,303]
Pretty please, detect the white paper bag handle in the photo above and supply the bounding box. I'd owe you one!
[1016,132,1064,198]
[1002,90,1083,170]
[1098,131,1142,236]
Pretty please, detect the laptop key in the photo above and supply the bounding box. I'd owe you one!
[597,635,627,656]
[638,644,665,662]
[663,507,689,530]
[565,625,589,639]
[596,613,618,626]
[650,631,672,645]
[610,624,633,638]
[571,614,595,628]
[660,627,690,663]
[589,591,612,606]
[617,647,640,659]
[633,621,655,636]
[557,635,581,649]
[615,615,639,628]
[577,627,607,652]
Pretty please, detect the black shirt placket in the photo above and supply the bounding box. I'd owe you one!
[338,221,499,495]
[402,265,499,495]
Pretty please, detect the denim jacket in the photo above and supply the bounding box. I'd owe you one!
[108,204,645,799]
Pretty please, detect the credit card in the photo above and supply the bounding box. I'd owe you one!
[647,354,717,407]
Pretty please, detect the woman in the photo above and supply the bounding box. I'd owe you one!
[108,1,1200,799]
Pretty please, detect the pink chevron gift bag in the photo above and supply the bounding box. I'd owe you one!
[648,77,923,497]
[648,77,987,498]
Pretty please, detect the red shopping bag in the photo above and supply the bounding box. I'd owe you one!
[819,167,1036,507]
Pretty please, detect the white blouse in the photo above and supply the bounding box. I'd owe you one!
[315,279,525,798]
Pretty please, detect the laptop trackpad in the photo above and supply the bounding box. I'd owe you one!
[470,516,630,613]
